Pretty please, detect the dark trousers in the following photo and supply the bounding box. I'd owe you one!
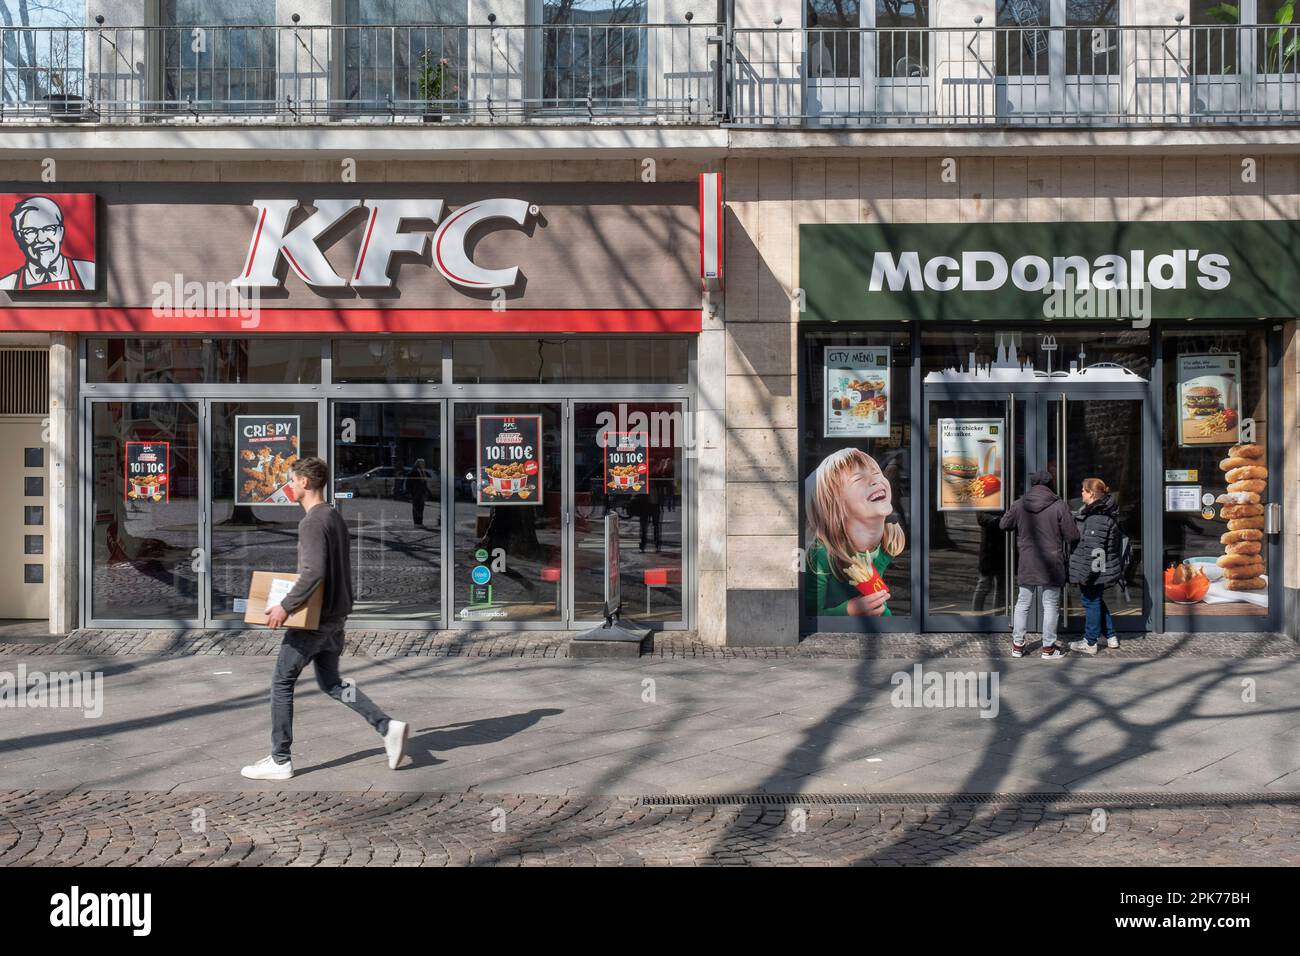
[1078,583,1116,645]
[411,495,426,526]
[271,621,389,763]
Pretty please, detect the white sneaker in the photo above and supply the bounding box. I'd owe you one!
[241,755,294,780]
[1068,640,1098,656]
[1106,634,1120,649]
[383,720,409,770]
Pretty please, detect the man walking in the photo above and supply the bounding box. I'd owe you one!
[241,456,407,780]
[405,457,433,527]
[998,469,1080,660]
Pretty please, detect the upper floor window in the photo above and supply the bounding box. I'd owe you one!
[807,0,929,80]
[343,1,467,111]
[543,0,648,109]
[1,0,87,105]
[1191,0,1299,77]
[161,0,276,112]
[996,0,1118,77]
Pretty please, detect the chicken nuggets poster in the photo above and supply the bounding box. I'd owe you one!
[476,415,541,506]
[235,415,301,506]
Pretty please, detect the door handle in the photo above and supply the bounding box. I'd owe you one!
[1265,502,1282,535]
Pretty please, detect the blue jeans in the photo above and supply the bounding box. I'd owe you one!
[271,621,390,763]
[1078,584,1115,646]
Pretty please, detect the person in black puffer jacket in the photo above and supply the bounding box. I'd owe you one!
[1068,477,1123,654]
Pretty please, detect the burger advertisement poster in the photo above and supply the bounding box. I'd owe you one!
[937,419,1005,511]
[1177,353,1241,447]
[476,415,542,506]
[824,347,890,438]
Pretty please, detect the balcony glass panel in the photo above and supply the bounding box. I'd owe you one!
[161,0,276,113]
[0,0,87,110]
[343,0,468,114]
[543,0,648,111]
[996,0,1051,77]
[807,0,861,79]
[877,0,929,78]
[1065,0,1119,76]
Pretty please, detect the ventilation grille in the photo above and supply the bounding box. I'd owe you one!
[0,349,49,415]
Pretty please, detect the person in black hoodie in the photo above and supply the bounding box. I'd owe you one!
[1068,477,1124,655]
[999,470,1080,659]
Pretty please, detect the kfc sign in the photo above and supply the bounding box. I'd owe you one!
[0,193,96,291]
[232,197,538,292]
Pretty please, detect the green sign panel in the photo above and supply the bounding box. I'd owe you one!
[800,220,1300,323]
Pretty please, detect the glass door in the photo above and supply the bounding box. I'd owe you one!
[922,394,1029,631]
[332,402,443,622]
[572,401,687,626]
[450,401,564,625]
[1045,394,1150,631]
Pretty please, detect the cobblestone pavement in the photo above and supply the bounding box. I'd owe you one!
[1,628,1293,659]
[1,790,1297,866]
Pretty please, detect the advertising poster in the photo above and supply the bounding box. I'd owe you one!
[803,447,907,618]
[1177,353,1241,446]
[476,415,542,506]
[0,193,96,292]
[124,442,169,502]
[937,419,1005,511]
[824,346,890,438]
[603,431,649,494]
[235,415,301,505]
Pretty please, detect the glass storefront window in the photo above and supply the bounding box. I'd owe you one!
[88,339,207,384]
[209,401,320,621]
[88,338,320,384]
[1161,327,1270,622]
[451,402,564,622]
[333,340,441,383]
[212,339,321,384]
[574,402,686,623]
[801,330,912,623]
[91,401,201,620]
[333,402,442,620]
[453,338,689,384]
[921,327,1150,383]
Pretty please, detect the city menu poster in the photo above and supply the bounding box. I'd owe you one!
[477,415,542,506]
[125,441,169,502]
[603,431,649,494]
[824,346,890,437]
[1178,353,1241,447]
[937,418,1005,511]
[235,415,301,506]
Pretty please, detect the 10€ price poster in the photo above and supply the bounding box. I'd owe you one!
[477,415,542,506]
[937,418,1005,511]
[824,346,890,438]
[603,431,649,494]
[125,442,170,502]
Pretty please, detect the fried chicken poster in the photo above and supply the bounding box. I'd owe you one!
[476,415,542,506]
[235,415,301,506]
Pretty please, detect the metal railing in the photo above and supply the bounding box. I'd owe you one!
[0,20,721,123]
[731,22,1300,126]
[3,21,1300,127]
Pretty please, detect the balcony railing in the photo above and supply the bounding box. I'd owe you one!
[731,23,1300,126]
[0,21,721,123]
[3,21,1300,127]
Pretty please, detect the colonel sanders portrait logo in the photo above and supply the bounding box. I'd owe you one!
[0,194,96,292]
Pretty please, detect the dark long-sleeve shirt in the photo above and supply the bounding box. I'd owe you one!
[278,503,354,625]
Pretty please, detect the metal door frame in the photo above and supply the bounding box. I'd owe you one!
[921,380,1150,634]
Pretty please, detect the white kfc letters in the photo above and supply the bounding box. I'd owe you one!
[233,196,536,291]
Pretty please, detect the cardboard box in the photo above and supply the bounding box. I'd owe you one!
[243,571,323,630]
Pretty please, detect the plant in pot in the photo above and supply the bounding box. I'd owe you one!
[415,51,459,122]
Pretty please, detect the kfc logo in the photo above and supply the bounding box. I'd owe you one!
[0,194,96,292]
[232,197,537,292]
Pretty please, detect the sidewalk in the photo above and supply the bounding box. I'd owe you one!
[3,643,1299,796]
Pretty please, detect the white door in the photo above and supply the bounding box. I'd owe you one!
[0,419,49,619]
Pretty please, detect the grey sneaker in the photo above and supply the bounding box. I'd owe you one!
[241,755,294,780]
[1069,640,1098,656]
[1106,634,1120,649]
[383,720,409,770]
[1040,645,1064,660]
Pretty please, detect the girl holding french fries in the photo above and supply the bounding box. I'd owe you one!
[805,448,905,617]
